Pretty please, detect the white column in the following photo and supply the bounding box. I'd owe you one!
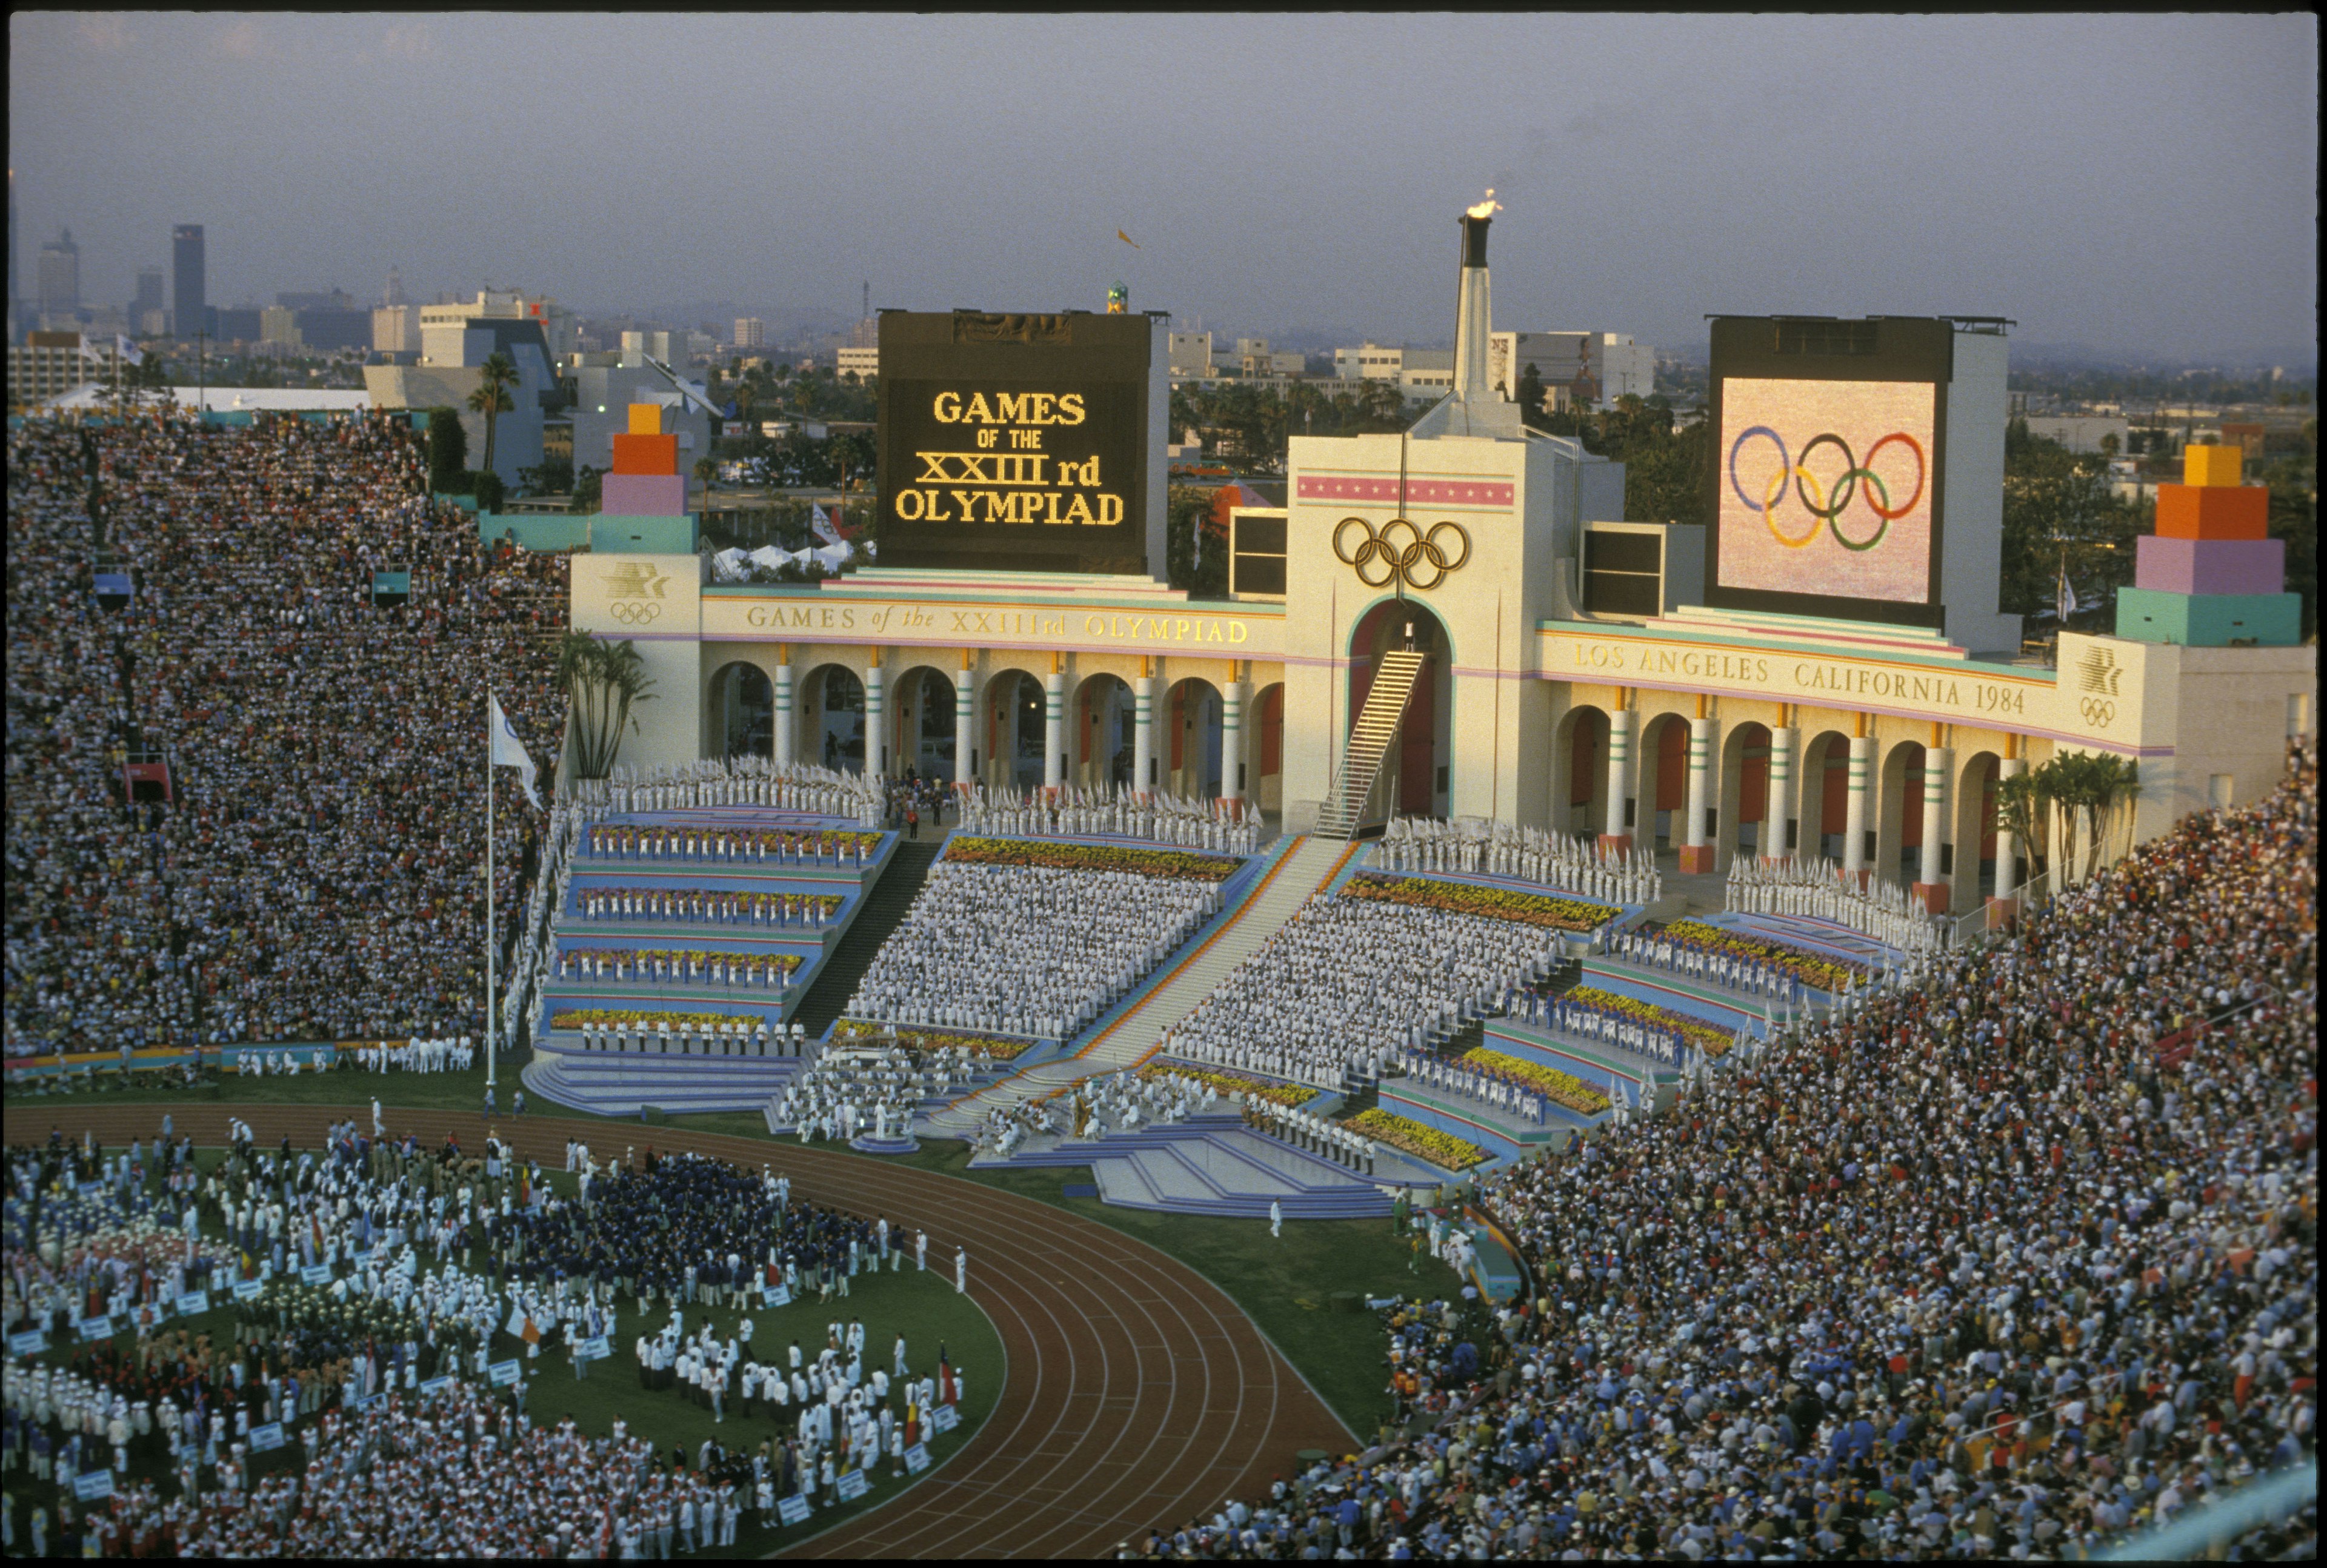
[1842,733,1873,882]
[1993,756,2026,898]
[1134,674,1156,794]
[1918,746,1952,890]
[1602,705,1634,849]
[1766,725,1799,862]
[1221,681,1250,803]
[863,664,885,780]
[1681,716,1714,869]
[1042,669,1065,790]
[953,666,976,788]
[772,660,794,768]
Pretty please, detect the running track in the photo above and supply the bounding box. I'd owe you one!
[32,1102,1356,1558]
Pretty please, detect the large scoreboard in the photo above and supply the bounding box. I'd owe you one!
[1705,316,1957,630]
[876,310,1166,576]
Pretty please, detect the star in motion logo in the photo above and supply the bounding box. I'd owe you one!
[606,562,669,600]
[2076,645,2122,697]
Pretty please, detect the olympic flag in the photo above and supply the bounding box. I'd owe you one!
[490,694,542,809]
[1716,377,1936,605]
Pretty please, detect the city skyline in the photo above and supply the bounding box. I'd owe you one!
[7,12,2319,368]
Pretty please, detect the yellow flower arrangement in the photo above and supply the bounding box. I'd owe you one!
[548,1009,764,1031]
[1659,920,1868,993]
[1138,1061,1310,1106]
[833,1020,1038,1060]
[1564,985,1735,1058]
[1455,1047,1613,1114]
[1343,872,1617,932]
[1344,1107,1490,1170]
[944,837,1241,882]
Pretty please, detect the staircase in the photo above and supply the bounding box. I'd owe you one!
[919,835,1356,1138]
[785,839,944,1038]
[1317,648,1426,839]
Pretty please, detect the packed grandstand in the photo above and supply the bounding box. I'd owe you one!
[3,412,2315,1561]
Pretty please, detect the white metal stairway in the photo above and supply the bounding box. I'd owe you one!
[917,835,1356,1139]
[1316,648,1427,840]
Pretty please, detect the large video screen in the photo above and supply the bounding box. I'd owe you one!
[1716,376,1936,605]
[877,313,1154,574]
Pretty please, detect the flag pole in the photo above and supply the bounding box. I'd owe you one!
[487,689,498,1090]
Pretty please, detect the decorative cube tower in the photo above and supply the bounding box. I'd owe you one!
[603,402,690,517]
[2116,444,2299,646]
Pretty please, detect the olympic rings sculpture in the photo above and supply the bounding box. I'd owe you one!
[1728,425,1925,553]
[608,601,663,625]
[1333,516,1473,591]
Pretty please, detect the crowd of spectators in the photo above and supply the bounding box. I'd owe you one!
[5,411,568,1056]
[1148,743,2317,1561]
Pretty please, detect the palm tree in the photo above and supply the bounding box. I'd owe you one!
[1993,768,2043,889]
[556,632,657,779]
[467,351,519,477]
[2076,752,2141,882]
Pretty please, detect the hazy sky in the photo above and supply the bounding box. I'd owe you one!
[10,12,2319,364]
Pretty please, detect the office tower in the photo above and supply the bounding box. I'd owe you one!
[38,228,79,317]
[135,267,164,319]
[173,224,206,339]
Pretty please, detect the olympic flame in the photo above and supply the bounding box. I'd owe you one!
[1465,189,1502,220]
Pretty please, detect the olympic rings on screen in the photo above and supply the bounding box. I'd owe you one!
[609,601,662,625]
[1729,424,1925,554]
[1333,516,1472,591]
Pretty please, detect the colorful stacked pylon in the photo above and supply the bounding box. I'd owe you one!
[2114,443,2298,646]
[603,402,688,516]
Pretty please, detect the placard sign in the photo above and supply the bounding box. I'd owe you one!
[834,1468,871,1502]
[234,1279,264,1301]
[420,1376,456,1397]
[247,1422,285,1453]
[78,1181,106,1200]
[356,1392,387,1413]
[777,1495,812,1526]
[578,1336,611,1361]
[929,1403,959,1433]
[301,1264,333,1286]
[77,1314,115,1342]
[73,1469,115,1501]
[176,1290,211,1318]
[8,1330,49,1357]
[903,1442,931,1473]
[762,1285,791,1309]
[489,1359,522,1387]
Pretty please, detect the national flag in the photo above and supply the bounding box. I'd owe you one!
[811,505,851,546]
[1117,229,1141,249]
[521,1316,542,1347]
[2055,550,2077,627]
[115,334,144,367]
[489,694,542,809]
[505,1306,527,1339]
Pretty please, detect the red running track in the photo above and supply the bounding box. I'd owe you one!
[29,1103,1356,1559]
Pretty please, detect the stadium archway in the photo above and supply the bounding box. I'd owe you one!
[1348,597,1451,819]
[710,661,774,762]
[888,665,957,783]
[1251,681,1285,812]
[984,668,1047,790]
[1165,677,1224,799]
[1551,702,1610,838]
[1718,721,1773,866]
[802,663,866,775]
[1076,672,1134,791]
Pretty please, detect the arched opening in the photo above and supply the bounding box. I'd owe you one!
[1074,673,1135,790]
[1167,677,1224,799]
[710,661,773,762]
[891,667,956,783]
[1952,749,2001,914]
[1552,704,1609,837]
[1879,740,1924,888]
[1799,729,1853,862]
[802,665,865,775]
[1348,598,1452,818]
[1636,712,1691,852]
[984,670,1045,790]
[1718,722,1773,865]
[1253,682,1285,811]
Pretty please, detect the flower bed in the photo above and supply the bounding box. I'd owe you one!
[1658,919,1869,993]
[548,1008,767,1032]
[1343,872,1618,932]
[557,948,802,986]
[832,1021,1040,1060]
[1343,1107,1490,1171]
[1564,986,1736,1058]
[943,837,1242,882]
[1456,1047,1612,1115]
[1139,1061,1312,1107]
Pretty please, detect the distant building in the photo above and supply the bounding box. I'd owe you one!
[384,266,408,307]
[172,225,205,339]
[213,307,262,344]
[1487,330,1654,412]
[418,289,574,359]
[567,351,710,478]
[134,267,164,325]
[1399,350,1454,400]
[1167,330,1213,379]
[734,317,765,348]
[8,331,133,407]
[372,304,421,354]
[259,306,302,350]
[2022,414,2131,454]
[37,228,79,320]
[1334,342,1407,381]
[836,344,878,381]
[366,299,559,484]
